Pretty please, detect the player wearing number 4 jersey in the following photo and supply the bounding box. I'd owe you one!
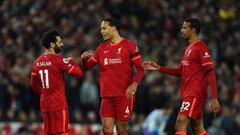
[81,18,144,135]
[144,18,221,135]
[29,30,83,135]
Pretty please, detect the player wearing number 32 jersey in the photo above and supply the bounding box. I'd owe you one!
[30,30,83,135]
[144,18,220,135]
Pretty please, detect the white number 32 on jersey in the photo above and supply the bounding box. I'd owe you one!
[180,102,190,111]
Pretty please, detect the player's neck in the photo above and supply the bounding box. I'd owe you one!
[188,36,199,45]
[110,32,123,44]
[44,48,56,55]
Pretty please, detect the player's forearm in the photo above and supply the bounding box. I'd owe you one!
[82,57,97,70]
[203,64,218,99]
[68,59,83,77]
[159,66,182,76]
[208,70,218,99]
[133,58,144,84]
[68,66,83,77]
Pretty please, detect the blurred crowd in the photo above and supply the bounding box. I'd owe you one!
[0,0,240,134]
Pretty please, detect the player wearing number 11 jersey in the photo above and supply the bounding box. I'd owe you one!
[29,30,83,135]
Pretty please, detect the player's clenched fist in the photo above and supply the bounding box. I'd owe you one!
[81,51,91,63]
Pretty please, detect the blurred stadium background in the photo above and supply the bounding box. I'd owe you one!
[0,0,240,135]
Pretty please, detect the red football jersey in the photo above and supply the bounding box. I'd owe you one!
[180,40,214,100]
[31,54,82,112]
[90,39,142,97]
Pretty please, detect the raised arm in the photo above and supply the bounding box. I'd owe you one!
[81,51,98,70]
[67,58,83,77]
[58,57,83,77]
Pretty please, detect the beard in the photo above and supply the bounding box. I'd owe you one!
[181,33,189,40]
[54,45,61,54]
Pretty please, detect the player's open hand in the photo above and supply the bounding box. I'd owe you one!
[81,51,91,63]
[143,60,160,71]
[126,82,138,98]
[211,98,221,114]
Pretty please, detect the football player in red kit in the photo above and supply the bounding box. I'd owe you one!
[30,30,83,135]
[81,18,144,135]
[143,18,220,135]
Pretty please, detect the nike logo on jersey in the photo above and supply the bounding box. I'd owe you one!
[104,50,109,53]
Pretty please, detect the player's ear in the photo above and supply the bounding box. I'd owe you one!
[50,42,55,48]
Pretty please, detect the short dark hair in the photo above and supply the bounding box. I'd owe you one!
[41,29,60,49]
[103,18,120,31]
[185,18,201,34]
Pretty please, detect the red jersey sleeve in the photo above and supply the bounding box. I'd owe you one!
[199,44,218,99]
[159,63,182,76]
[83,46,101,70]
[199,45,213,67]
[57,56,83,77]
[29,66,42,93]
[128,40,141,61]
[128,41,144,84]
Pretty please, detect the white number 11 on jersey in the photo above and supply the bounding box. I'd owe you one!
[39,69,49,89]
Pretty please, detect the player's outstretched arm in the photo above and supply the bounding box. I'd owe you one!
[81,51,97,70]
[143,60,182,76]
[67,58,83,77]
[143,60,160,70]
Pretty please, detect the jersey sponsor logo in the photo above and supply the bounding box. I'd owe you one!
[203,52,210,58]
[109,58,122,64]
[36,61,51,67]
[104,58,108,65]
[103,58,122,65]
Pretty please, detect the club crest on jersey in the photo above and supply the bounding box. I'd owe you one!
[203,52,210,58]
[104,58,108,65]
[187,50,192,56]
[117,47,122,54]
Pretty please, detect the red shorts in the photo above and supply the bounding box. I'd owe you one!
[100,96,135,120]
[42,110,69,134]
[179,97,204,120]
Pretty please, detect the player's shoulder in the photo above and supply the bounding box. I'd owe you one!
[123,38,136,45]
[100,40,109,46]
[197,40,208,47]
[33,54,44,64]
[98,41,109,49]
[121,39,137,50]
[195,40,209,50]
